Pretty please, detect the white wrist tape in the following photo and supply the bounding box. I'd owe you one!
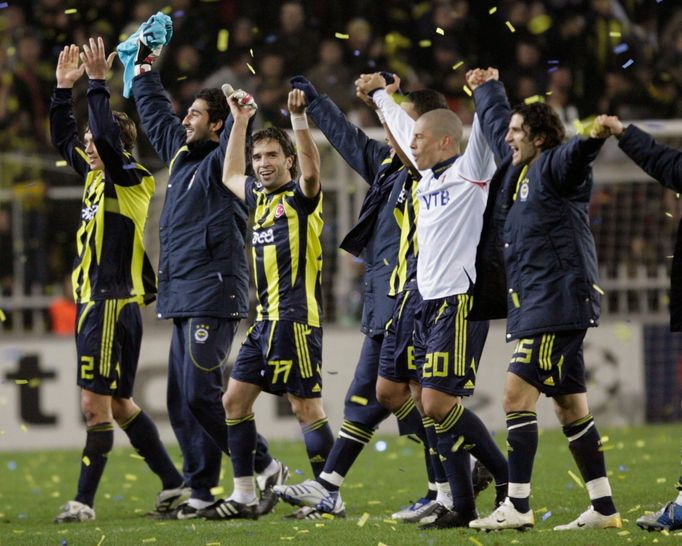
[291,113,309,130]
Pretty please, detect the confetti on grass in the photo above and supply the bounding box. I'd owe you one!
[568,469,584,488]
[357,512,370,527]
[210,486,224,496]
[542,511,553,521]
[96,535,106,546]
[335,33,349,40]
[469,537,484,546]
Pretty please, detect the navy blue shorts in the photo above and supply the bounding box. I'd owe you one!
[343,334,391,426]
[75,298,142,398]
[378,289,421,383]
[231,320,323,398]
[508,330,587,397]
[413,294,489,397]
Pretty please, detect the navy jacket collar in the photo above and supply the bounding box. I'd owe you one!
[431,155,458,177]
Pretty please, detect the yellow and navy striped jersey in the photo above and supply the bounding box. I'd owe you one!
[72,156,156,304]
[245,178,324,327]
[389,173,420,296]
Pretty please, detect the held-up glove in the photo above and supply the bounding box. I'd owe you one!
[117,11,173,98]
[221,84,258,109]
[289,75,319,104]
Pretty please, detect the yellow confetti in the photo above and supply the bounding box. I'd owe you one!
[297,530,309,534]
[463,85,472,97]
[636,440,645,448]
[20,424,28,432]
[657,477,667,484]
[82,455,91,466]
[535,506,548,514]
[250,48,254,57]
[665,212,674,218]
[568,469,584,488]
[609,31,621,38]
[506,21,516,33]
[55,160,68,167]
[452,61,464,70]
[592,283,605,295]
[217,29,229,52]
[367,500,382,505]
[15,379,28,385]
[419,40,432,47]
[177,76,188,81]
[627,505,641,513]
[142,539,157,544]
[617,530,630,536]
[52,475,61,483]
[335,33,349,39]
[357,512,370,527]
[125,473,138,481]
[210,486,224,496]
[383,518,396,523]
[315,523,324,528]
[206,542,220,545]
[469,537,484,546]
[130,453,145,460]
[96,535,106,546]
[523,95,543,105]
[64,8,78,14]
[247,63,256,75]
[436,27,445,35]
[489,7,498,14]
[118,33,130,43]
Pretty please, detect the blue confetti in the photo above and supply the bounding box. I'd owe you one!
[0,3,8,8]
[353,49,360,57]
[265,35,277,44]
[7,460,16,471]
[547,67,558,73]
[547,59,559,65]
[174,10,185,17]
[18,513,27,519]
[123,164,137,170]
[279,108,289,117]
[619,464,627,472]
[542,511,552,521]
[112,495,124,501]
[295,469,303,475]
[622,58,634,69]
[613,43,629,54]
[61,540,68,546]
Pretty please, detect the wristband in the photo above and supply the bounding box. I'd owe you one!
[375,109,385,124]
[291,113,309,130]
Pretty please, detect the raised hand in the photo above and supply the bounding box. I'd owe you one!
[80,37,117,81]
[288,88,307,116]
[355,72,387,95]
[385,73,401,95]
[289,76,319,104]
[465,68,486,91]
[56,44,85,88]
[227,91,257,121]
[483,67,500,82]
[594,114,625,138]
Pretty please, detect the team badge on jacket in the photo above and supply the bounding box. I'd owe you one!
[519,179,530,201]
[194,324,209,343]
[275,203,285,218]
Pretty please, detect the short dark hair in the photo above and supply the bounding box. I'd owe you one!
[512,102,565,150]
[196,88,229,131]
[85,110,137,152]
[251,127,299,180]
[407,89,448,116]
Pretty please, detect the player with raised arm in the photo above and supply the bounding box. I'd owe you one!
[199,87,333,520]
[355,72,510,530]
[597,113,682,532]
[50,37,185,522]
[467,68,621,532]
[118,14,283,519]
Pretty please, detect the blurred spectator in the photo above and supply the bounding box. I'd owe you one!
[48,275,76,336]
[306,39,355,112]
[272,1,319,77]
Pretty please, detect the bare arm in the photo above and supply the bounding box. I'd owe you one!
[222,93,256,201]
[289,89,321,198]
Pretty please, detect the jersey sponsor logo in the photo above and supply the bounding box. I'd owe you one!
[81,204,99,221]
[396,187,407,204]
[252,228,275,245]
[274,203,285,218]
[419,190,450,210]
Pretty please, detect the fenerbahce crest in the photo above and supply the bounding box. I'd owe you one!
[519,178,530,202]
[194,324,210,343]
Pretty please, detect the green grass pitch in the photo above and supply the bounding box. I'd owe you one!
[2,424,682,545]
